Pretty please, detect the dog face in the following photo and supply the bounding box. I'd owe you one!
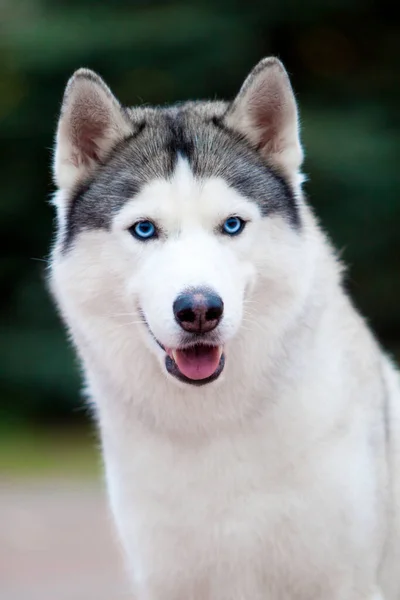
[50,58,312,388]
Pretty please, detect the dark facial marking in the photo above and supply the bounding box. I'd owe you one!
[210,115,300,227]
[64,122,146,247]
[165,112,195,163]
[63,102,300,250]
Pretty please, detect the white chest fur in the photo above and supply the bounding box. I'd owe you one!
[101,402,382,600]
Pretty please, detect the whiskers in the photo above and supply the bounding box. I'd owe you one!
[31,257,50,265]
[243,298,262,309]
[108,312,146,329]
[241,298,264,334]
[106,299,262,336]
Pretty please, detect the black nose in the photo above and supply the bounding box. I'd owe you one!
[173,288,224,334]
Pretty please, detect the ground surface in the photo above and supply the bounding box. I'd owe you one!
[0,479,131,600]
[0,430,132,600]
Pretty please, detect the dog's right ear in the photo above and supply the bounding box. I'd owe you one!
[54,69,133,191]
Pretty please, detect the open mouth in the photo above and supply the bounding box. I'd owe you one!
[165,345,225,386]
[139,310,225,386]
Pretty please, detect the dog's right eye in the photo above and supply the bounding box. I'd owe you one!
[129,220,157,241]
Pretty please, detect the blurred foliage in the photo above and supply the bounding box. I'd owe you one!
[0,0,399,423]
[0,425,99,477]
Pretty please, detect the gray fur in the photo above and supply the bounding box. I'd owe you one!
[64,100,299,248]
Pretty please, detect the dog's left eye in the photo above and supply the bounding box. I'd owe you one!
[222,216,246,236]
[130,220,157,241]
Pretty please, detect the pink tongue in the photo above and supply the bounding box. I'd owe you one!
[174,346,221,380]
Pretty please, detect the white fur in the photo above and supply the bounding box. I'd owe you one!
[49,60,400,599]
[50,159,400,599]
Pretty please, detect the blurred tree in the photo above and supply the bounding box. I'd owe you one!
[0,0,399,422]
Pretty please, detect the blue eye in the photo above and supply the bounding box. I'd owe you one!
[130,220,157,241]
[222,216,245,236]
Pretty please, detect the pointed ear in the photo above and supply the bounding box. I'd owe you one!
[54,69,133,190]
[224,57,303,180]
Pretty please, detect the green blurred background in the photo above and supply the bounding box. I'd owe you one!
[1,0,399,434]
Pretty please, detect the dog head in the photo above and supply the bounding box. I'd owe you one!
[50,58,314,391]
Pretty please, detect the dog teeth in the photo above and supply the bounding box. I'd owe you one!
[172,350,178,363]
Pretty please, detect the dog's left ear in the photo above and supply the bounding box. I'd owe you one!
[225,57,303,180]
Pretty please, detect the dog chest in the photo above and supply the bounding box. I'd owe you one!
[104,423,380,599]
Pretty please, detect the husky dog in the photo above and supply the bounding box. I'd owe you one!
[49,57,400,599]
